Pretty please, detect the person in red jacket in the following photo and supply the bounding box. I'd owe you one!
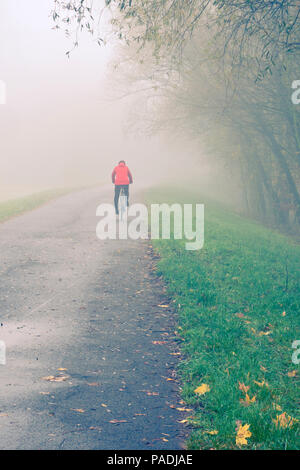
[112,160,133,215]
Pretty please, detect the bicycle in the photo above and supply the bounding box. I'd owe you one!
[118,187,128,221]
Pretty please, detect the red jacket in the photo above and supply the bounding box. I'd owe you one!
[112,162,133,185]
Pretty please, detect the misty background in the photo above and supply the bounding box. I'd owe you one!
[1,0,299,233]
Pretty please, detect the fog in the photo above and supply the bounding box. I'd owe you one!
[0,0,206,201]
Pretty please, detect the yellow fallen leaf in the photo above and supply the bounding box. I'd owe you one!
[176,407,193,412]
[273,403,282,411]
[258,330,272,336]
[158,304,169,308]
[240,394,256,406]
[236,423,251,446]
[238,382,250,394]
[254,380,268,388]
[194,384,210,395]
[260,365,268,372]
[204,430,218,435]
[287,370,297,377]
[42,375,69,382]
[57,368,67,371]
[273,412,298,429]
[178,419,188,424]
[71,408,85,413]
[282,311,286,317]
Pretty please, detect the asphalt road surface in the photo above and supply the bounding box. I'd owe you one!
[0,187,187,450]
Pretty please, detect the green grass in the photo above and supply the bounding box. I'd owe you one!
[145,186,300,450]
[0,188,75,223]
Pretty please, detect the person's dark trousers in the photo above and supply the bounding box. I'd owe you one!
[114,184,129,214]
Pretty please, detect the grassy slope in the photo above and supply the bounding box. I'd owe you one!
[0,188,76,223]
[146,186,300,450]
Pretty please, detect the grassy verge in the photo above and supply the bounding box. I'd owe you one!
[0,188,76,223]
[145,186,300,450]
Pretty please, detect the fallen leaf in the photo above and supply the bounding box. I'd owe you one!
[89,426,102,431]
[57,368,67,371]
[254,380,269,388]
[176,407,193,412]
[204,430,218,435]
[287,370,297,378]
[87,382,99,386]
[238,382,250,394]
[71,408,85,413]
[235,313,246,319]
[109,419,127,424]
[152,341,167,345]
[236,423,251,446]
[158,304,169,308]
[42,375,69,382]
[240,394,256,406]
[273,412,298,429]
[194,384,210,395]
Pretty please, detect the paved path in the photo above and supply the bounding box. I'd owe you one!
[0,187,186,450]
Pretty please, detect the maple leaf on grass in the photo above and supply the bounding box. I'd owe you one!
[238,382,250,394]
[236,423,251,447]
[194,384,210,395]
[240,393,256,407]
[254,380,268,388]
[273,412,298,429]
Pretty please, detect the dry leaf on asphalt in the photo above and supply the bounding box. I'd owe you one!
[42,375,69,382]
